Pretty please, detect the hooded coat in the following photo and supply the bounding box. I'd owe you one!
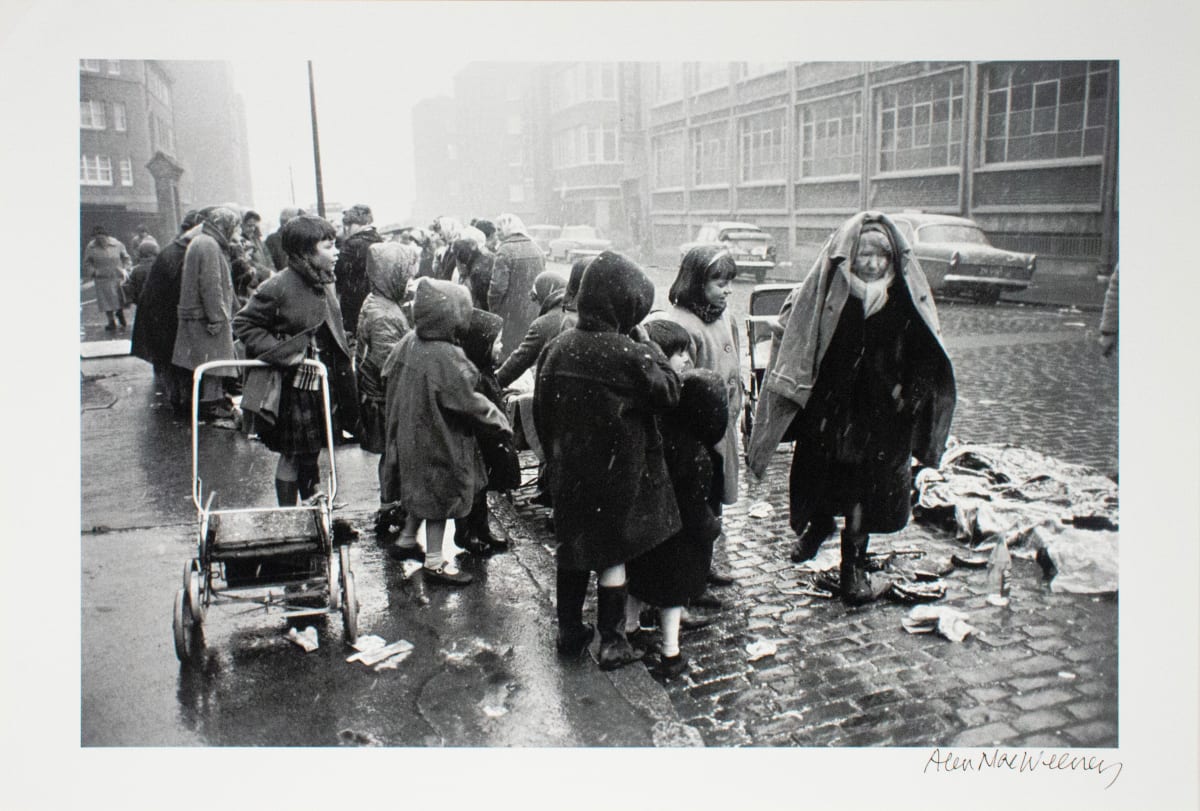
[745,211,956,535]
[534,251,682,572]
[627,369,728,606]
[172,222,238,376]
[82,236,131,312]
[489,229,545,360]
[460,308,521,491]
[131,225,201,368]
[494,272,568,388]
[355,242,418,453]
[381,279,511,519]
[334,226,384,337]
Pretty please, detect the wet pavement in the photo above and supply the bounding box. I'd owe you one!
[80,270,1118,749]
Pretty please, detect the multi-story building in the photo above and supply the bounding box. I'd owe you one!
[638,61,1118,275]
[411,96,457,222]
[79,59,253,258]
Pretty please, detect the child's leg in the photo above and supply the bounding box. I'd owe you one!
[659,606,683,657]
[386,513,423,560]
[596,564,640,670]
[555,566,593,656]
[296,452,321,500]
[275,454,299,506]
[423,519,472,585]
[624,593,643,635]
[115,308,127,327]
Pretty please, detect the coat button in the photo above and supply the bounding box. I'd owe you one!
[724,345,732,353]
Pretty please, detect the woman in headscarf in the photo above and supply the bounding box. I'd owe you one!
[233,215,358,505]
[171,206,242,415]
[746,211,956,605]
[452,225,493,309]
[489,212,545,358]
[82,225,132,332]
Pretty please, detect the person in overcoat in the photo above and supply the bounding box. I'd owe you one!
[534,250,682,670]
[488,212,545,359]
[452,226,494,309]
[333,204,383,341]
[82,226,132,332]
[626,367,728,679]
[171,207,242,412]
[265,207,302,271]
[745,211,956,605]
[233,215,359,505]
[378,278,512,586]
[494,269,567,388]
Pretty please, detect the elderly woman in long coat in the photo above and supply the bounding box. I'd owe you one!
[534,251,682,669]
[489,212,545,359]
[746,211,956,605]
[82,226,132,332]
[172,207,242,411]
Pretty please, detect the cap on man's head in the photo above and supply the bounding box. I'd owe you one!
[343,204,373,226]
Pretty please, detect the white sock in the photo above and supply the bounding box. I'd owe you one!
[660,606,682,657]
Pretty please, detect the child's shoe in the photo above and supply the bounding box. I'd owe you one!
[651,653,689,680]
[423,561,472,586]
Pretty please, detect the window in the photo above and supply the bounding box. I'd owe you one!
[983,61,1110,163]
[552,63,618,111]
[740,109,786,182]
[690,122,727,186]
[509,184,525,203]
[652,130,686,188]
[693,63,728,94]
[79,60,100,73]
[655,63,684,103]
[80,154,112,185]
[147,67,171,106]
[739,62,787,80]
[111,102,126,132]
[149,112,175,155]
[800,94,862,177]
[553,125,619,168]
[106,60,121,75]
[877,72,965,172]
[119,158,133,186]
[80,99,106,130]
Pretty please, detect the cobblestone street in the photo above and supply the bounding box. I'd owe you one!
[503,294,1119,747]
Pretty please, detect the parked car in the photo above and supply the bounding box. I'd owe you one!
[526,224,561,257]
[680,221,777,283]
[548,225,611,262]
[888,212,1036,304]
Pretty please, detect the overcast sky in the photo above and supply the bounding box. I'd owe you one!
[229,57,463,230]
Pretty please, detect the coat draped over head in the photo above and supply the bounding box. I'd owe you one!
[380,278,511,519]
[533,251,682,571]
[745,210,956,533]
[488,224,545,357]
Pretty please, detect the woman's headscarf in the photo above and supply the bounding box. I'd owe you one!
[669,244,738,324]
[432,216,463,245]
[495,213,528,240]
[203,206,242,248]
[366,242,420,304]
[532,270,567,307]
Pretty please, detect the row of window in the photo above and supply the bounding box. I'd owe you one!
[80,154,134,187]
[551,63,617,111]
[79,59,120,75]
[651,62,1111,189]
[654,62,788,103]
[80,99,127,131]
[552,125,620,169]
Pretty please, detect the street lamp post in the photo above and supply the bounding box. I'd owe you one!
[308,60,326,219]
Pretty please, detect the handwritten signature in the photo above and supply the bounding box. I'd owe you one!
[923,748,1123,789]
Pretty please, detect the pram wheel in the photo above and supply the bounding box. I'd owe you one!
[173,588,201,662]
[185,559,206,623]
[340,545,358,643]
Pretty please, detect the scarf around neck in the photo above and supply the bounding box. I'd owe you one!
[290,254,336,288]
[689,299,727,325]
[840,263,896,319]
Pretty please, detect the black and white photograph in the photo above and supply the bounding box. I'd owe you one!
[3,1,1198,809]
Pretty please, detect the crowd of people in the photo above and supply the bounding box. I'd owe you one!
[97,203,957,680]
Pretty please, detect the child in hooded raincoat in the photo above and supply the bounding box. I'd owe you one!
[379,278,512,586]
[355,242,419,533]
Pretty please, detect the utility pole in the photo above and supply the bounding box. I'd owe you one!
[308,60,325,218]
[288,164,296,206]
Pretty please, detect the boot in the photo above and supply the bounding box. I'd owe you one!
[791,514,836,563]
[297,459,320,501]
[597,584,642,670]
[116,309,127,328]
[471,498,509,553]
[555,568,594,658]
[840,530,876,606]
[275,478,299,507]
[454,514,487,556]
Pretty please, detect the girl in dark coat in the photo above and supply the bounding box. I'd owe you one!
[534,251,682,669]
[232,215,357,506]
[494,270,567,387]
[455,308,519,556]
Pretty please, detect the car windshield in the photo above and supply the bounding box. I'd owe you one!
[918,224,990,245]
[561,226,598,241]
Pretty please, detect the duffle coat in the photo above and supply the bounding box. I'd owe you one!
[534,254,682,572]
[355,245,415,454]
[488,233,544,360]
[172,226,237,376]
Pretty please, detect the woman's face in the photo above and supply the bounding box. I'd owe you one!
[852,231,892,282]
[667,350,693,374]
[703,276,732,308]
[311,238,338,274]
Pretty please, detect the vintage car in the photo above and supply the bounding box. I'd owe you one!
[548,225,612,262]
[888,212,1036,304]
[680,221,777,283]
[526,224,562,257]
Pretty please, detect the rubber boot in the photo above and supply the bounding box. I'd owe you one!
[840,530,876,606]
[555,568,593,658]
[597,584,642,670]
[454,512,485,556]
[791,514,836,563]
[116,309,127,329]
[275,478,299,507]
[471,496,509,552]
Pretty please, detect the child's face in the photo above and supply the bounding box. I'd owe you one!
[703,277,732,308]
[490,335,503,366]
[310,238,338,274]
[668,350,693,374]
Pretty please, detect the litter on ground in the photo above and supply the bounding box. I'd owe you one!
[286,626,319,652]
[902,605,975,642]
[748,501,775,519]
[745,639,778,661]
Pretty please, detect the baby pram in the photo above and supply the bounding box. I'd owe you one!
[741,283,795,452]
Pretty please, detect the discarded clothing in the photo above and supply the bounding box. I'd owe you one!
[902,605,974,642]
[1020,520,1119,594]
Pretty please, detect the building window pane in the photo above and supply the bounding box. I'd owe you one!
[80,99,106,130]
[80,154,113,186]
[800,94,861,178]
[79,59,100,72]
[690,122,727,186]
[982,61,1109,163]
[876,73,963,172]
[119,158,133,186]
[738,109,786,183]
[653,130,685,188]
[112,102,126,131]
